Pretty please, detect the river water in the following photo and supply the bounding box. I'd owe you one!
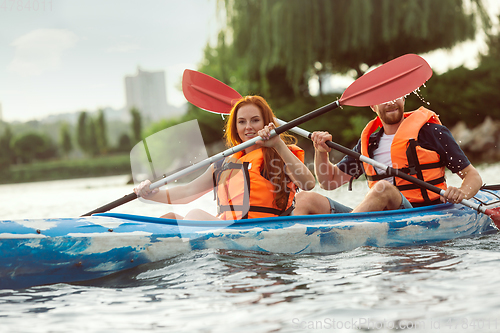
[1,163,500,332]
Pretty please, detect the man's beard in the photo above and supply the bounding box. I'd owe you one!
[379,108,403,125]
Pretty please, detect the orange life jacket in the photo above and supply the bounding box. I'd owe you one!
[213,146,304,220]
[360,107,447,206]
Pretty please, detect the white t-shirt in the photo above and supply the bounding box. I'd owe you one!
[372,133,395,184]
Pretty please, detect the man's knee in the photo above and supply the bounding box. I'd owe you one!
[370,180,402,208]
[371,180,394,194]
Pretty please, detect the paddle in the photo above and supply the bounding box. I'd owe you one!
[182,59,500,227]
[183,54,431,114]
[82,54,432,217]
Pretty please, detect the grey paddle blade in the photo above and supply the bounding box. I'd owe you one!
[130,119,208,199]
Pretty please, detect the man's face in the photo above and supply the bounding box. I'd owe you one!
[371,97,405,125]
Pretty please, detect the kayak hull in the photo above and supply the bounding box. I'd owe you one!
[1,189,498,289]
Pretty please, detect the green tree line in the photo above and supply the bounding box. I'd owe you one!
[0,108,144,170]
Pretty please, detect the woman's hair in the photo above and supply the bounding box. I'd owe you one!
[223,96,298,211]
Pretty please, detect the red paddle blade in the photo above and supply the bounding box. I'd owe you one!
[340,54,433,107]
[485,207,500,229]
[182,69,242,114]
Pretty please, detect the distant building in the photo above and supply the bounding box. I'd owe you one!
[125,67,169,122]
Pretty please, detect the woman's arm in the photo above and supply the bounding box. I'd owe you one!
[258,123,316,191]
[134,164,215,204]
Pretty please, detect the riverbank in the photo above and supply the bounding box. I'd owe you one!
[0,154,130,184]
[451,116,500,164]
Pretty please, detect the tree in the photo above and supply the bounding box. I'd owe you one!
[116,133,132,153]
[130,107,142,144]
[0,126,14,169]
[96,109,108,154]
[77,111,89,154]
[88,118,99,157]
[404,22,500,128]
[11,132,57,163]
[59,122,73,158]
[215,0,491,98]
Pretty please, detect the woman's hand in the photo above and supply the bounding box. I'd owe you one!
[134,180,159,199]
[256,123,281,148]
[310,131,332,153]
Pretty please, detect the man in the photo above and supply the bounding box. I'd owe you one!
[293,97,483,215]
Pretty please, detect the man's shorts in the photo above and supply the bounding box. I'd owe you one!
[327,191,413,214]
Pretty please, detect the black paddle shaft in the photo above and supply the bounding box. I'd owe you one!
[275,101,340,135]
[82,193,137,217]
[81,166,187,216]
[321,139,444,196]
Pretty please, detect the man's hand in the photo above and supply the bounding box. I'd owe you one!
[441,186,466,204]
[310,131,333,153]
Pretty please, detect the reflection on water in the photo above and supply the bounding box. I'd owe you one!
[378,246,461,274]
[1,239,500,332]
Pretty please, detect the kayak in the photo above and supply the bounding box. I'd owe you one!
[1,188,499,290]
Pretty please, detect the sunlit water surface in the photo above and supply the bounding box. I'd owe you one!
[1,163,500,332]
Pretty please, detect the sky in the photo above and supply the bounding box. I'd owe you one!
[0,0,499,122]
[0,0,220,122]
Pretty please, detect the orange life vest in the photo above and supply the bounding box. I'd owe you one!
[213,146,304,220]
[360,107,447,206]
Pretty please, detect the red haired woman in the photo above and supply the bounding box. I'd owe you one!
[134,96,315,220]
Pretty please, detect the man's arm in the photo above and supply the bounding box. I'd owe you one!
[442,164,482,203]
[419,124,482,204]
[311,131,353,190]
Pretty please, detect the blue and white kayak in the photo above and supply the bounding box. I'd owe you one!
[1,189,499,290]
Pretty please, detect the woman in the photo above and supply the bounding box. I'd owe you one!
[134,96,315,220]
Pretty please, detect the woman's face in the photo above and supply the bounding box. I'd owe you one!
[236,104,264,142]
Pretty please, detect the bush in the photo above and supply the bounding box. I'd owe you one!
[0,154,131,184]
